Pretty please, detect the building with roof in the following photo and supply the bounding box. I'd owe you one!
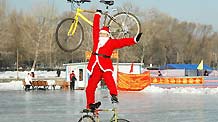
[159,64,212,76]
[63,62,143,89]
[160,64,212,70]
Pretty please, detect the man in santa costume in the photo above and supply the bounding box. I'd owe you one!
[86,10,142,110]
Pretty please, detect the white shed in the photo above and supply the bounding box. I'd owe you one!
[64,62,143,89]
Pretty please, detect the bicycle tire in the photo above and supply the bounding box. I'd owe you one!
[108,12,141,39]
[78,115,95,122]
[112,119,130,122]
[55,18,84,52]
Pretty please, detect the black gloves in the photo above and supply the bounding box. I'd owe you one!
[136,33,142,42]
[96,9,102,14]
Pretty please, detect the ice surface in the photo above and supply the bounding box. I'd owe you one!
[0,90,218,122]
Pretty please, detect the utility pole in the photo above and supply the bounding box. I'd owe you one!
[16,48,19,80]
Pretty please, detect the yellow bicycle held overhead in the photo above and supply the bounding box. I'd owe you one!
[55,0,141,52]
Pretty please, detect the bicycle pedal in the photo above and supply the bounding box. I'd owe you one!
[112,100,119,104]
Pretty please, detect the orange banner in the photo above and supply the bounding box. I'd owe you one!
[85,51,118,60]
[117,71,151,91]
[151,77,204,84]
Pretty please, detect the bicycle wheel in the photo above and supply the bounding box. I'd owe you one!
[55,18,84,52]
[108,12,141,39]
[78,115,95,122]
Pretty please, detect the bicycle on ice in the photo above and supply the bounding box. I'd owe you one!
[55,0,141,52]
[78,100,130,122]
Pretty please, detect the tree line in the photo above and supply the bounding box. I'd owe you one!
[0,0,218,70]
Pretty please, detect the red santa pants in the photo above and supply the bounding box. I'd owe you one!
[86,64,117,108]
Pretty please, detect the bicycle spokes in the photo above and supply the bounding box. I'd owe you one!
[55,18,84,52]
[108,12,141,39]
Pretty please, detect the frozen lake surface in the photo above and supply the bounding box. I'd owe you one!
[1,89,218,122]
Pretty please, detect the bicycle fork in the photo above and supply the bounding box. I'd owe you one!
[67,16,79,36]
[94,111,100,122]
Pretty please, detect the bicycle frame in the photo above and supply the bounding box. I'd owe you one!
[94,107,119,122]
[67,7,124,37]
[67,8,95,36]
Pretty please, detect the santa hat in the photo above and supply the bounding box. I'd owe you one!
[100,26,110,35]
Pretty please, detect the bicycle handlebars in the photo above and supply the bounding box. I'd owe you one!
[67,0,114,6]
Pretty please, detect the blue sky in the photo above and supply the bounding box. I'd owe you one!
[8,0,218,31]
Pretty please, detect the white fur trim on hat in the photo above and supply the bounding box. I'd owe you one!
[100,30,109,34]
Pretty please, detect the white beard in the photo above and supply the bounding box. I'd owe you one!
[98,37,109,48]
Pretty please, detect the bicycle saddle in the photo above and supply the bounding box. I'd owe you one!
[100,0,114,6]
[80,0,91,3]
[69,0,91,3]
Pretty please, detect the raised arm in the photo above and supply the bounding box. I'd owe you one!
[112,38,136,49]
[112,33,143,49]
[93,12,101,43]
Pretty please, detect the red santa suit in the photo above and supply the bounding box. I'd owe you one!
[86,12,137,108]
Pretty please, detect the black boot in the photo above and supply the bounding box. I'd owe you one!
[111,94,119,103]
[89,101,101,112]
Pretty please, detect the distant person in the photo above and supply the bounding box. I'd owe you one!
[204,70,209,76]
[24,73,32,91]
[158,70,162,76]
[57,69,61,77]
[70,70,77,90]
[197,69,200,76]
[30,68,35,78]
[31,72,35,78]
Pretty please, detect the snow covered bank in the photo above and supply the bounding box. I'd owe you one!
[0,81,23,90]
[0,71,64,90]
[142,86,218,94]
[2,80,218,95]
[0,71,66,79]
[0,80,59,91]
[1,71,218,94]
